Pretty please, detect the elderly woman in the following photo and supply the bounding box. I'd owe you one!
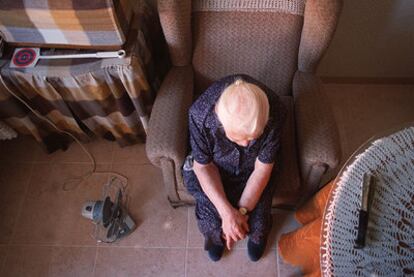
[182,74,286,262]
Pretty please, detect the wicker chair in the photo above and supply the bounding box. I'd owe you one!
[146,0,343,209]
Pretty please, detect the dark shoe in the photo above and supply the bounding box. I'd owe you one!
[205,238,224,262]
[247,238,266,262]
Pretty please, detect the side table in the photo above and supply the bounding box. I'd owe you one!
[321,126,414,276]
[279,124,414,277]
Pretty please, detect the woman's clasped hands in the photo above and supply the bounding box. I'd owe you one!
[221,207,249,250]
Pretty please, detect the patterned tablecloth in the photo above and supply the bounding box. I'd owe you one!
[321,126,414,276]
[0,2,168,151]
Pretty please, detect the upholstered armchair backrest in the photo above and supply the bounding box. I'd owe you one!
[158,0,342,95]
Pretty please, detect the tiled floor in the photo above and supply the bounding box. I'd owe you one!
[0,83,413,277]
[0,136,301,277]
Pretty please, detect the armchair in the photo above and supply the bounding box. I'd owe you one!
[146,0,342,209]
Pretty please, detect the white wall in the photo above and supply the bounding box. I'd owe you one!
[318,0,414,78]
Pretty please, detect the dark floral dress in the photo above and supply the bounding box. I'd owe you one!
[182,74,286,245]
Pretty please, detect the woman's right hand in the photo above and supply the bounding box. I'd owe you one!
[220,207,249,250]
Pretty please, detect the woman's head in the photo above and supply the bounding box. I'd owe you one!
[215,79,269,147]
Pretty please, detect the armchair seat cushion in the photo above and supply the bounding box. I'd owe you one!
[176,96,301,208]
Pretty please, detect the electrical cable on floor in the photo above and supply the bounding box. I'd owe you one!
[0,74,128,191]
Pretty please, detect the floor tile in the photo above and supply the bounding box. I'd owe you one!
[106,164,187,247]
[0,136,36,163]
[186,248,277,277]
[0,163,32,243]
[95,247,185,277]
[112,143,150,164]
[2,245,95,277]
[2,245,51,277]
[49,247,96,277]
[31,141,52,163]
[277,251,303,277]
[34,138,114,164]
[272,210,302,245]
[0,245,8,273]
[12,163,110,245]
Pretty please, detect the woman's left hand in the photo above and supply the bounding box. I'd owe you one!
[221,208,249,250]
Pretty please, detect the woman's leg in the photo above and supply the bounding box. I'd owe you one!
[183,169,223,246]
[244,181,274,261]
[246,168,277,244]
[247,183,274,244]
[195,193,224,247]
[183,169,225,261]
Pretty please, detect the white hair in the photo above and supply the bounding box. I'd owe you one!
[215,79,269,139]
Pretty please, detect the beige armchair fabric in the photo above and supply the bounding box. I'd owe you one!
[293,71,341,198]
[147,0,343,208]
[146,66,194,203]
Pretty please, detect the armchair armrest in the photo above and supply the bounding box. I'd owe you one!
[146,66,194,168]
[293,71,341,193]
